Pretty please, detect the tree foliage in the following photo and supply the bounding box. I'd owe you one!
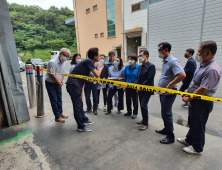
[8,3,76,51]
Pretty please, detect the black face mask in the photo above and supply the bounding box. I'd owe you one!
[184,54,189,58]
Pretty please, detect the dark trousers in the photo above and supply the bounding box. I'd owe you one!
[185,100,213,152]
[66,84,89,129]
[84,82,98,111]
[159,94,177,138]
[107,87,124,111]
[139,94,151,126]
[97,87,107,106]
[45,81,62,118]
[179,83,190,92]
[126,88,138,115]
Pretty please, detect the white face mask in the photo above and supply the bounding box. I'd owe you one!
[195,55,203,63]
[100,59,104,64]
[158,52,164,59]
[60,56,67,62]
[139,57,144,63]
[76,59,81,64]
[129,60,134,65]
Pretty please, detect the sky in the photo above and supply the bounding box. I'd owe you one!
[7,0,74,10]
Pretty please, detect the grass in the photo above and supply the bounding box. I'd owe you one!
[18,47,78,62]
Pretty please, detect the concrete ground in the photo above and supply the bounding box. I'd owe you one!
[1,60,222,170]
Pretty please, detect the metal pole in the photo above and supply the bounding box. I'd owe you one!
[26,64,36,108]
[35,65,45,117]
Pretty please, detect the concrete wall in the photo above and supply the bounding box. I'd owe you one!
[73,0,123,58]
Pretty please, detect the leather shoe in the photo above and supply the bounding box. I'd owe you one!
[155,129,167,135]
[105,110,111,115]
[84,109,92,113]
[139,125,148,130]
[137,120,143,124]
[160,137,175,144]
[124,112,131,116]
[61,113,68,119]
[55,117,65,123]
[131,115,137,119]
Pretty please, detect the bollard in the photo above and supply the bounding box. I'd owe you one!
[25,64,36,108]
[35,65,45,117]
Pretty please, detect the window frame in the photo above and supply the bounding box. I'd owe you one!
[86,8,90,13]
[93,5,98,10]
[131,0,162,12]
[106,0,116,38]
[95,34,98,38]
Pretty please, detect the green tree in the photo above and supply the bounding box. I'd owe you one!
[46,39,67,51]
[22,39,41,57]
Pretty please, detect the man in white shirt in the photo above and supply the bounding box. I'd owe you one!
[45,48,71,123]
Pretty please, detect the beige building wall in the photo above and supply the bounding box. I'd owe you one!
[73,0,123,59]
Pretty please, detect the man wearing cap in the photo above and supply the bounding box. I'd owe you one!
[45,48,71,123]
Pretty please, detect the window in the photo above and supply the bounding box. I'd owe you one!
[106,0,115,37]
[93,5,97,10]
[100,33,104,37]
[95,34,98,38]
[132,0,162,12]
[86,8,90,13]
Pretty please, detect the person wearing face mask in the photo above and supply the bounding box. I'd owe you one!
[45,48,71,123]
[135,50,156,130]
[156,42,186,144]
[66,47,104,132]
[105,51,119,107]
[123,54,139,119]
[69,53,82,73]
[179,49,197,107]
[178,41,221,154]
[105,57,125,115]
[97,54,109,112]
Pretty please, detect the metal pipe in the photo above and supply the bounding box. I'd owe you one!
[26,64,36,108]
[35,65,45,118]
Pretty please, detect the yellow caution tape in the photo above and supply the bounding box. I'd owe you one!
[43,69,222,103]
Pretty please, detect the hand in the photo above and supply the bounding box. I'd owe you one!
[166,83,173,89]
[57,82,63,88]
[123,87,126,92]
[80,93,83,99]
[88,80,93,83]
[60,82,63,85]
[115,78,120,81]
[98,83,102,86]
[100,63,104,70]
[182,96,190,103]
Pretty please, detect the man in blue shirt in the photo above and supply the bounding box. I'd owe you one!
[123,54,139,119]
[157,42,186,144]
[136,50,156,130]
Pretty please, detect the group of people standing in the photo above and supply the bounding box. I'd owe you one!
[45,40,221,155]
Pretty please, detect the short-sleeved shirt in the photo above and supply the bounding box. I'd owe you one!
[123,64,139,83]
[45,57,65,83]
[158,55,184,89]
[188,59,221,97]
[66,58,96,89]
[108,66,125,89]
[69,64,76,74]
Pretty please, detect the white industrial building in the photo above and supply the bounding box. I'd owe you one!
[122,0,222,69]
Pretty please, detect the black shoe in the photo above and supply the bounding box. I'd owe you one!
[124,112,131,116]
[160,137,175,144]
[132,115,137,119]
[77,126,92,132]
[117,110,121,114]
[83,120,94,125]
[105,110,111,115]
[84,109,92,113]
[155,129,167,135]
[93,110,97,115]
